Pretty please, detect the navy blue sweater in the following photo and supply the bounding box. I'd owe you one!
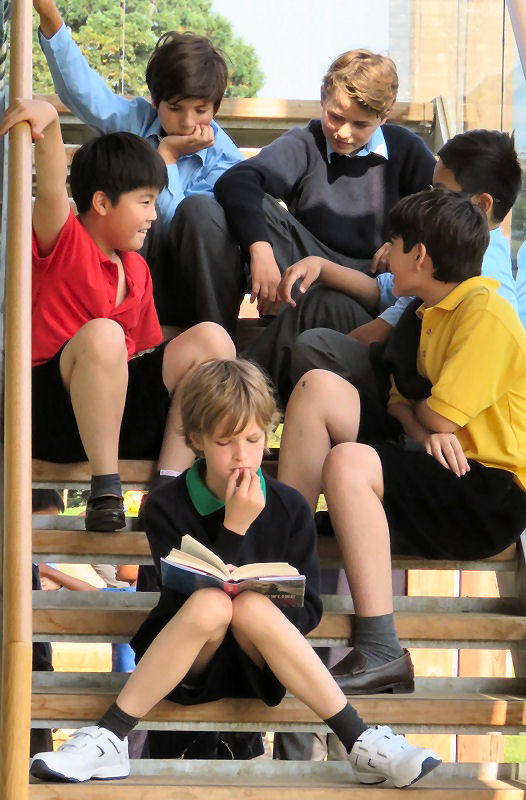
[215,120,436,259]
[130,470,323,656]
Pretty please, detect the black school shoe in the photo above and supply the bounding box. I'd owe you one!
[85,495,125,532]
[331,649,415,695]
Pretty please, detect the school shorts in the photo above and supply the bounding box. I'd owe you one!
[356,391,526,561]
[132,623,285,708]
[32,341,171,463]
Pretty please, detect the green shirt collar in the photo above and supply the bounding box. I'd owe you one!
[186,458,266,516]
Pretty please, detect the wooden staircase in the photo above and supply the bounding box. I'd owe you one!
[27,459,526,798]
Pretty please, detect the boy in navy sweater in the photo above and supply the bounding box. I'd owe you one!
[169,48,435,335]
[30,360,440,788]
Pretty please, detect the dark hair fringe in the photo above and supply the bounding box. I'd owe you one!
[437,129,522,223]
[388,188,490,283]
[71,132,168,213]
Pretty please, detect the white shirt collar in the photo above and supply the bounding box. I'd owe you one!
[326,125,388,162]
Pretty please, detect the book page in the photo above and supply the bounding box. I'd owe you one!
[164,549,229,581]
[231,562,299,580]
[180,534,230,578]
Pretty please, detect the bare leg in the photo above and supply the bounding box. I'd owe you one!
[116,588,232,718]
[278,370,361,511]
[158,323,235,471]
[230,592,346,719]
[59,319,128,476]
[322,442,393,616]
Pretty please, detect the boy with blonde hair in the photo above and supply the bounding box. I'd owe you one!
[170,48,436,335]
[30,359,440,787]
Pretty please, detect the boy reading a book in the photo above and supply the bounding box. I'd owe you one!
[30,359,440,787]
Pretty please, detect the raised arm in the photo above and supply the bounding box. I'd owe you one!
[33,0,62,38]
[0,98,69,255]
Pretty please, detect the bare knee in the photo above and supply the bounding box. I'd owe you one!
[183,588,232,635]
[230,591,274,638]
[66,319,127,365]
[323,442,381,495]
[190,322,236,361]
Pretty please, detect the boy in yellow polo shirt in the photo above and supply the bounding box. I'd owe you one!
[278,188,526,695]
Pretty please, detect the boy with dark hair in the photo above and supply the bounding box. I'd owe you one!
[278,189,526,693]
[30,358,440,787]
[161,47,436,335]
[270,127,523,404]
[33,0,242,323]
[1,98,234,531]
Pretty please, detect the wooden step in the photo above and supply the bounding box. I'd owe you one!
[28,761,526,798]
[31,593,526,646]
[32,528,519,572]
[30,681,526,733]
[32,451,279,489]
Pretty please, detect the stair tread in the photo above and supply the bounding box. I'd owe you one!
[27,761,526,798]
[32,528,518,571]
[30,689,526,730]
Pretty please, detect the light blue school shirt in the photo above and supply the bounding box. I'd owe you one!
[515,240,526,329]
[481,227,518,315]
[38,24,243,229]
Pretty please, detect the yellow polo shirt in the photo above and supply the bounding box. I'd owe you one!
[388,276,526,489]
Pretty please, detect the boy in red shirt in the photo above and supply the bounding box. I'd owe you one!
[0,98,234,530]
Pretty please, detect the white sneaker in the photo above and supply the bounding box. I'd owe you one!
[348,725,441,788]
[30,726,130,783]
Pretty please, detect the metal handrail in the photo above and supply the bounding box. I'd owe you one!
[0,0,33,797]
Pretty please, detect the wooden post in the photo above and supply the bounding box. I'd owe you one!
[0,0,33,797]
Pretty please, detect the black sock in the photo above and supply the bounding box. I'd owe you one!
[352,613,404,668]
[90,473,122,500]
[97,702,140,741]
[324,703,368,753]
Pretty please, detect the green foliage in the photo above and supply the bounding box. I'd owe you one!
[32,0,264,98]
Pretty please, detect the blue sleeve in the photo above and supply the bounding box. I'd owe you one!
[156,122,242,229]
[481,231,518,314]
[376,273,416,325]
[38,24,157,137]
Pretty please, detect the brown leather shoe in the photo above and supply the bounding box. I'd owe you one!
[330,649,415,695]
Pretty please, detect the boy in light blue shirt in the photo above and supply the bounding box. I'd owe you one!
[34,0,242,323]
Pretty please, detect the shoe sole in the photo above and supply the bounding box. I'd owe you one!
[30,759,129,783]
[84,515,126,532]
[355,756,441,788]
[339,680,415,695]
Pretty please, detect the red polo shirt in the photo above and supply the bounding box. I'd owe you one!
[32,210,162,367]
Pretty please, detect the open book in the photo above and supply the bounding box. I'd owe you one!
[160,534,305,607]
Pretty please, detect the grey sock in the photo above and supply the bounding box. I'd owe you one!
[97,701,139,741]
[352,613,404,668]
[90,473,122,500]
[324,703,367,753]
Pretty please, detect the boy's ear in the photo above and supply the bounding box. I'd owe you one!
[91,190,112,217]
[413,242,428,271]
[472,192,493,218]
[189,432,203,453]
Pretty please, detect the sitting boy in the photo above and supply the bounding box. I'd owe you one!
[165,48,436,335]
[1,98,234,531]
[30,359,440,787]
[278,188,526,693]
[245,128,523,405]
[33,0,242,325]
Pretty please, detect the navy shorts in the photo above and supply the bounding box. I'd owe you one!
[357,391,526,560]
[32,341,171,463]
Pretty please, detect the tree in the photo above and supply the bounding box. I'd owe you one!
[32,0,264,98]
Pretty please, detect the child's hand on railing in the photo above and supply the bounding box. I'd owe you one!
[0,98,59,141]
